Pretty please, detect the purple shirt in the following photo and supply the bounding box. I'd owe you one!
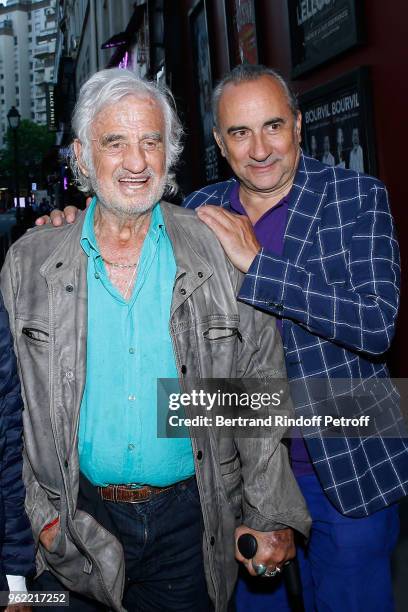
[230,183,313,477]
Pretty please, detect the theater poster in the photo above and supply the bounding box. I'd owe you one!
[225,0,259,67]
[288,0,363,77]
[300,68,377,177]
[190,0,219,183]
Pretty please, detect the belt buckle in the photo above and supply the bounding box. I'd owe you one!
[125,484,159,503]
[129,487,153,503]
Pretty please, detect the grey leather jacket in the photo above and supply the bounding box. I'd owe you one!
[0,202,311,611]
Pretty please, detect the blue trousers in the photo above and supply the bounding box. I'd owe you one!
[235,472,399,612]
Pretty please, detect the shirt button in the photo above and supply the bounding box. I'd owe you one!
[129,347,135,354]
[94,273,100,279]
[180,288,186,295]
[65,370,74,380]
[128,394,136,401]
[65,284,74,293]
[128,444,135,451]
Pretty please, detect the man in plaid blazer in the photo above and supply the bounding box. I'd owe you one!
[184,65,408,611]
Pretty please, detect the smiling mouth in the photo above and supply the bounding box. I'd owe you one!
[118,176,151,188]
[249,163,277,172]
[247,158,281,171]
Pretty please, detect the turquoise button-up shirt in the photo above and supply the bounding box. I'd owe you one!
[78,198,194,487]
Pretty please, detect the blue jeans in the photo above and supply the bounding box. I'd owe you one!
[108,476,211,611]
[31,477,211,611]
[235,471,399,612]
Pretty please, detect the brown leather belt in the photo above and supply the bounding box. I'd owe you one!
[98,477,193,503]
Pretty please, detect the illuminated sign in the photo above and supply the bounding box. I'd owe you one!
[45,83,57,131]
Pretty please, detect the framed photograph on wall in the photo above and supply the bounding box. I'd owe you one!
[189,0,219,183]
[299,68,377,177]
[225,0,259,68]
[288,0,363,77]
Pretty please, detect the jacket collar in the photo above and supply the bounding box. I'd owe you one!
[220,178,238,208]
[291,150,327,195]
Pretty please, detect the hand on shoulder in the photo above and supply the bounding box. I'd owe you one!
[35,198,91,227]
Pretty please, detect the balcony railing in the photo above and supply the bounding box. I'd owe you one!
[34,42,56,58]
[36,29,58,42]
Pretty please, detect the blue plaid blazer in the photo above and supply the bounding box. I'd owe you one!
[184,152,408,517]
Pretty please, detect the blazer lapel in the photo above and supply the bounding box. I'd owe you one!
[283,153,327,266]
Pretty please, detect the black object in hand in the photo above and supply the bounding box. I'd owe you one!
[236,533,258,559]
[237,533,305,612]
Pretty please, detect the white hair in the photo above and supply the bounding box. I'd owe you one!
[68,68,183,195]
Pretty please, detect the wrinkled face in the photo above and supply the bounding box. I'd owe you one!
[214,76,301,195]
[75,94,167,217]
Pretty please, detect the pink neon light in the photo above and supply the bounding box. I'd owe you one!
[118,52,129,69]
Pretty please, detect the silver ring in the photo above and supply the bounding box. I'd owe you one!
[262,566,281,578]
[252,562,267,576]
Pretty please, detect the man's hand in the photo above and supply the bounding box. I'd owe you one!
[35,199,90,227]
[235,525,295,577]
[39,518,60,551]
[35,206,76,226]
[196,205,260,273]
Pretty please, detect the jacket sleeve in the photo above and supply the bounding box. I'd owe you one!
[234,295,311,538]
[238,183,400,356]
[0,290,35,576]
[0,253,59,545]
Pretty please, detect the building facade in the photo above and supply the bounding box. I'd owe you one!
[54,0,140,94]
[0,0,57,147]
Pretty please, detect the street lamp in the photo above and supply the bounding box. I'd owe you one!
[7,106,20,216]
[7,105,20,130]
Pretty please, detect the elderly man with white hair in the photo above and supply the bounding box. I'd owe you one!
[0,69,310,611]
